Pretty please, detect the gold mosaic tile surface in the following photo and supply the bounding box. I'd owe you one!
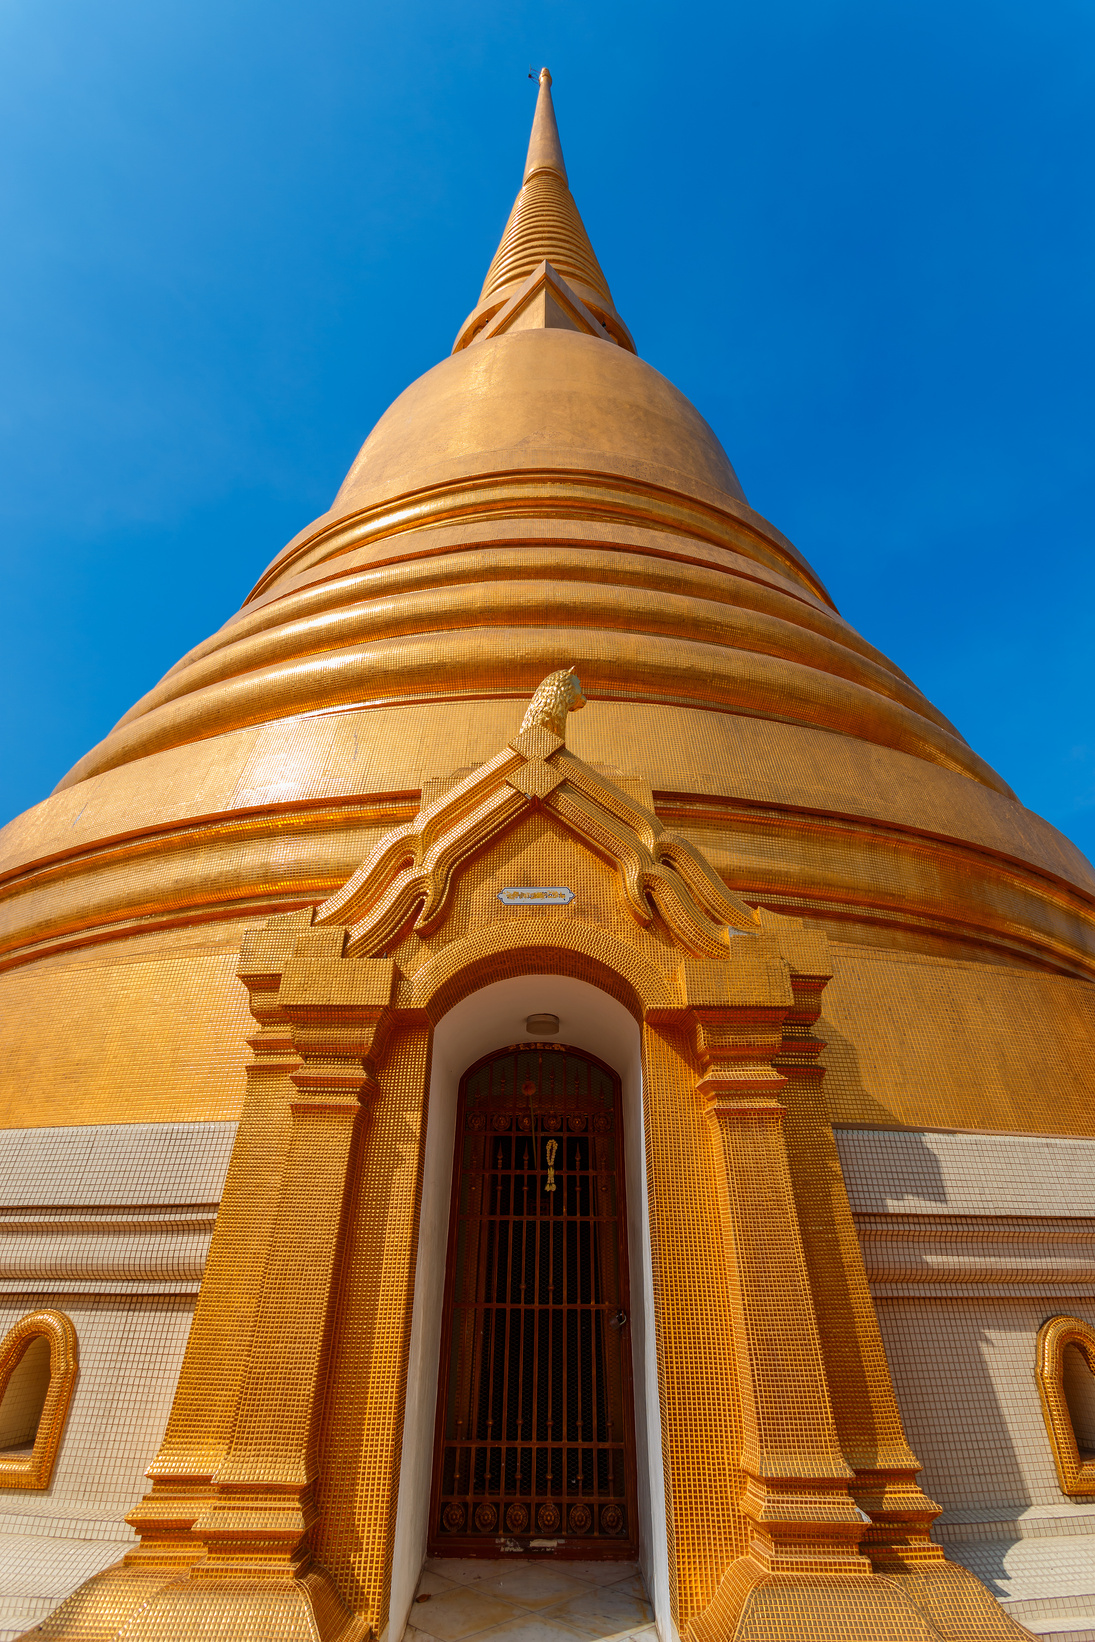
[0,943,253,1127]
[821,943,1095,1135]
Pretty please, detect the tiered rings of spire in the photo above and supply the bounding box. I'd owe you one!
[469,69,620,340]
[3,67,1091,987]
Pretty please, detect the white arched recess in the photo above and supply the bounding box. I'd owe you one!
[387,974,673,1642]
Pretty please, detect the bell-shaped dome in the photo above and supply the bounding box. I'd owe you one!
[52,66,1003,800]
[326,332,749,525]
[0,63,1092,1022]
[55,278,1001,797]
[246,327,751,615]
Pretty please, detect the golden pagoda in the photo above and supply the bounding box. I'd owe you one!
[1,68,1093,1642]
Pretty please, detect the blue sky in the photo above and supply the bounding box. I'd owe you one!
[2,0,1093,857]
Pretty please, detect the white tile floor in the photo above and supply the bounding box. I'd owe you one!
[405,1559,655,1642]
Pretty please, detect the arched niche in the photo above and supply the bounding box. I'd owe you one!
[0,1309,78,1489]
[1036,1314,1095,1497]
[387,973,671,1642]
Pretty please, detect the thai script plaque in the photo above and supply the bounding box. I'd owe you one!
[497,886,575,906]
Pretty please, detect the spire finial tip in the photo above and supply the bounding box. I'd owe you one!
[524,65,566,184]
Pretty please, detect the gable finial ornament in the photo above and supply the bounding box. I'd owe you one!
[313,668,759,957]
[518,666,586,737]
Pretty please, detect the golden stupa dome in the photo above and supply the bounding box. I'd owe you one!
[50,68,1001,802]
[315,330,748,530]
[0,64,1092,1130]
[55,298,1000,796]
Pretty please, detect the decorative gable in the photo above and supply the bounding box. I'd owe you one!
[314,710,759,960]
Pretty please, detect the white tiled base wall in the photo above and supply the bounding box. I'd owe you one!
[0,1293,196,1522]
[838,1127,1095,1640]
[0,1123,233,1633]
[6,1118,1095,1638]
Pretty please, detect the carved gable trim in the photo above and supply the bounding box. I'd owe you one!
[314,728,758,959]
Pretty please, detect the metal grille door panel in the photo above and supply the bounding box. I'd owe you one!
[428,1044,637,1557]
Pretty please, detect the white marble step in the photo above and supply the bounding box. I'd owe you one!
[410,1558,655,1642]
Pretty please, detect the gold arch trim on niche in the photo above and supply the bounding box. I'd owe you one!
[406,921,674,1024]
[0,1309,78,1490]
[1036,1314,1095,1497]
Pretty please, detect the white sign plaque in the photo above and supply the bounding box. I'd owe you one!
[497,886,575,906]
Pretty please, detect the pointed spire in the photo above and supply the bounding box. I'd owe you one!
[452,68,633,353]
[523,68,567,185]
[478,68,609,306]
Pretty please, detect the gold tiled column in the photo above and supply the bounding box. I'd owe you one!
[666,946,942,1642]
[639,1018,747,1633]
[638,940,881,1642]
[311,1022,434,1635]
[37,912,321,1642]
[759,918,939,1525]
[140,914,311,1492]
[765,917,1032,1640]
[194,942,396,1536]
[41,917,433,1642]
[679,951,868,1570]
[127,934,393,1640]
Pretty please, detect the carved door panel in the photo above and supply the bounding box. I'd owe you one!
[428,1044,638,1558]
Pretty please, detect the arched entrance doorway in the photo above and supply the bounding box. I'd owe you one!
[428,1041,638,1559]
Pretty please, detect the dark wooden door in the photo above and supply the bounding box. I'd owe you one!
[428,1043,638,1558]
